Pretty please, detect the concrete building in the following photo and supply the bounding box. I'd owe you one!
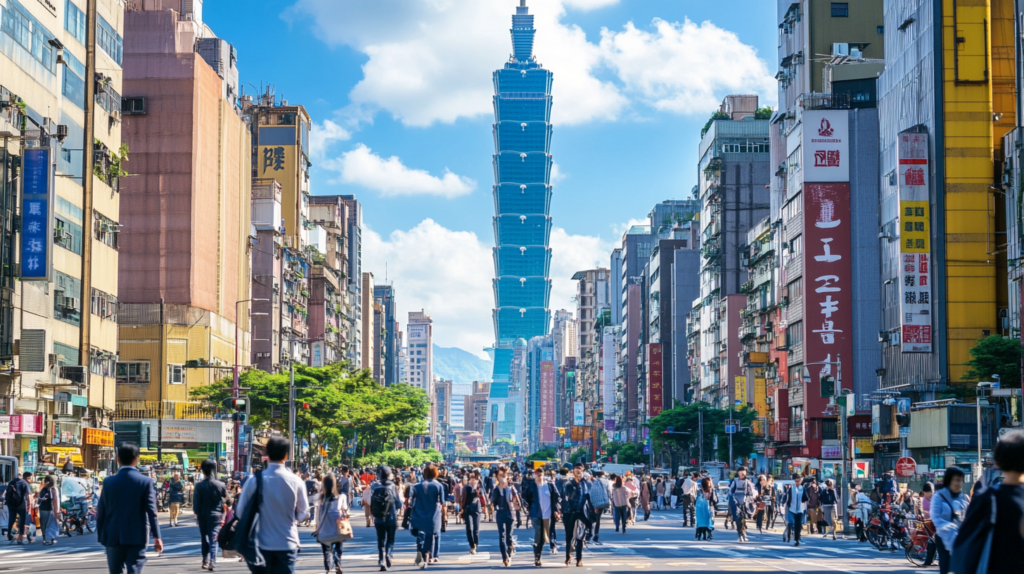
[339,197,362,368]
[435,378,453,454]
[373,285,399,385]
[407,310,434,440]
[308,196,352,364]
[360,273,375,374]
[117,4,252,424]
[695,95,771,408]
[466,381,491,435]
[0,0,125,470]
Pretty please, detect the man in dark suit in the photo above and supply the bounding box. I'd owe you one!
[97,444,163,574]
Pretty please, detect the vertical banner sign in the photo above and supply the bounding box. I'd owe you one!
[602,333,616,430]
[573,401,584,426]
[734,376,747,406]
[311,340,325,367]
[802,110,853,417]
[897,132,932,352]
[20,148,53,281]
[540,361,555,443]
[648,343,663,417]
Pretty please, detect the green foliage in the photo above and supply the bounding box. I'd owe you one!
[494,438,515,446]
[647,401,758,464]
[526,447,557,461]
[355,448,443,469]
[754,107,773,120]
[139,454,178,465]
[701,111,730,137]
[190,363,430,460]
[603,442,647,465]
[961,335,1022,387]
[93,140,130,183]
[569,447,590,464]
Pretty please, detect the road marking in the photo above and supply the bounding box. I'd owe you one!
[666,562,707,566]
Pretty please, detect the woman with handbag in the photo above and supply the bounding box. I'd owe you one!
[37,475,60,545]
[819,479,839,540]
[695,477,717,540]
[315,474,352,574]
[729,467,757,542]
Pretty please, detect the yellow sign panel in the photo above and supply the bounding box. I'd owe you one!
[84,428,114,447]
[45,446,84,465]
[900,200,930,253]
[734,376,747,405]
[854,437,874,454]
[753,377,768,417]
[257,144,297,234]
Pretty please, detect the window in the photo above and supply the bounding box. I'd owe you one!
[90,288,117,321]
[96,14,122,65]
[54,271,82,326]
[877,26,884,35]
[94,212,118,248]
[831,3,849,17]
[2,2,55,71]
[90,351,115,377]
[786,322,803,347]
[822,419,838,440]
[116,361,150,384]
[55,217,82,254]
[64,0,86,44]
[786,279,802,300]
[167,364,185,385]
[62,49,85,108]
[789,234,802,257]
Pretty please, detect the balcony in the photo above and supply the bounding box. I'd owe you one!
[742,351,768,366]
[115,400,216,420]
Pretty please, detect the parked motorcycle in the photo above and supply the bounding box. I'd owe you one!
[61,494,96,537]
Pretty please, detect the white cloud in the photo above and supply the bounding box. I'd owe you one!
[362,219,494,358]
[286,0,628,126]
[286,1,774,127]
[612,217,650,238]
[309,119,351,161]
[599,18,777,114]
[550,162,566,184]
[325,143,475,198]
[362,220,612,357]
[549,227,615,313]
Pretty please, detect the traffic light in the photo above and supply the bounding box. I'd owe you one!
[222,398,246,410]
[302,402,310,410]
[820,375,835,398]
[664,426,675,435]
[238,413,248,424]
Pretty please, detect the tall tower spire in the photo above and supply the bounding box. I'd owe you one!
[511,1,535,61]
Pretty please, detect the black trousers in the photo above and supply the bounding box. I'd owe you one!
[375,520,397,563]
[497,517,514,561]
[105,545,148,574]
[464,511,480,548]
[937,537,952,574]
[681,495,695,526]
[563,514,587,562]
[586,508,605,542]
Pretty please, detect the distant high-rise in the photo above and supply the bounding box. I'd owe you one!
[490,0,554,377]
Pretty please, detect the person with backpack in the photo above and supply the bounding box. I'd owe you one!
[371,466,401,572]
[489,466,520,567]
[314,474,349,574]
[459,469,483,555]
[521,465,560,567]
[930,467,969,574]
[3,471,32,544]
[729,467,757,542]
[586,470,611,543]
[780,478,808,547]
[951,430,1024,574]
[233,436,310,574]
[193,459,228,571]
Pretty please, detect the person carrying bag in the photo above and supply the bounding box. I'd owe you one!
[315,474,352,574]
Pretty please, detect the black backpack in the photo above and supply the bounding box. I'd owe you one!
[370,485,395,520]
[4,479,23,508]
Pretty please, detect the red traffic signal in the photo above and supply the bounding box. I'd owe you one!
[302,402,310,410]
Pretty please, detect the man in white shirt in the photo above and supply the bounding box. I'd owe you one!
[235,436,310,574]
[681,472,697,527]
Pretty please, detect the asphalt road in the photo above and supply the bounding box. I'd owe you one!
[0,507,933,574]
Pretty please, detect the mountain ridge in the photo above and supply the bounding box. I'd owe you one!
[432,344,493,384]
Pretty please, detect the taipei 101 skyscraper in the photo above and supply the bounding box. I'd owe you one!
[489,1,554,393]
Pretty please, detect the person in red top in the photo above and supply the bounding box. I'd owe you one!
[361,470,375,489]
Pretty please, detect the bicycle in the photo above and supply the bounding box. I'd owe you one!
[904,515,936,567]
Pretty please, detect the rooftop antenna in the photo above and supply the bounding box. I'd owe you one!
[520,0,526,5]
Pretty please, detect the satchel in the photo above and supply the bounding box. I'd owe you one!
[317,498,354,545]
[951,487,996,574]
[231,470,264,566]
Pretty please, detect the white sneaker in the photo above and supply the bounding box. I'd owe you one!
[416,552,423,566]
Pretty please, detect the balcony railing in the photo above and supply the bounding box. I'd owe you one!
[115,400,216,420]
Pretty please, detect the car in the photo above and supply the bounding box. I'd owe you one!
[715,486,731,516]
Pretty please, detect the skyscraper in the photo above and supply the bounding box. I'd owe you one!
[490,0,554,379]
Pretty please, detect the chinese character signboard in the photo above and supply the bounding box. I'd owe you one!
[802,110,850,183]
[802,110,853,418]
[602,333,616,430]
[897,132,932,353]
[311,341,325,367]
[753,377,768,417]
[20,148,53,281]
[84,428,114,447]
[734,375,747,406]
[540,361,555,443]
[647,343,663,417]
[573,401,585,426]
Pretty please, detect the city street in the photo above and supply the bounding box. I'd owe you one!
[1,509,928,574]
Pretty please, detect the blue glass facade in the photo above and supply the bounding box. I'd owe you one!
[491,2,553,346]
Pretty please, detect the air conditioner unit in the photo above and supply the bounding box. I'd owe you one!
[56,401,72,415]
[55,294,67,308]
[55,124,69,142]
[110,110,121,122]
[69,297,80,311]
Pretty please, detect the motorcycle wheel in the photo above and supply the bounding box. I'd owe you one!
[63,520,73,537]
[867,528,886,550]
[906,542,928,566]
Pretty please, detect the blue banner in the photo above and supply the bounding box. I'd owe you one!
[20,148,52,281]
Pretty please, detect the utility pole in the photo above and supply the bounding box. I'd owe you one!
[157,297,164,464]
[728,403,733,468]
[698,407,703,466]
[79,0,96,419]
[289,360,295,470]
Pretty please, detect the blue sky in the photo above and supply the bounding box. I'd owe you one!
[203,0,779,356]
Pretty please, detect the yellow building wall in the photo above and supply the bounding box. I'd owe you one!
[941,0,1011,383]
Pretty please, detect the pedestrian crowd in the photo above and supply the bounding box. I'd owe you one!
[6,430,1024,574]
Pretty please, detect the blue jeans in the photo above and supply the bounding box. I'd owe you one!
[246,548,298,574]
[321,542,342,571]
[497,517,514,561]
[416,528,439,559]
[105,545,147,574]
[198,516,222,566]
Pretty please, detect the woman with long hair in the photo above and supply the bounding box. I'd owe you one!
[315,473,349,574]
[460,469,483,555]
[409,464,445,568]
[37,475,60,545]
[819,479,839,541]
[611,476,630,534]
[695,477,717,540]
